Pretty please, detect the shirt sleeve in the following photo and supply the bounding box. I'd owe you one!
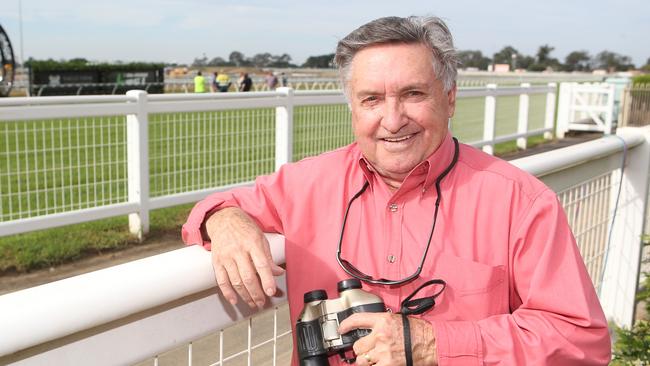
[181,167,290,250]
[432,189,611,365]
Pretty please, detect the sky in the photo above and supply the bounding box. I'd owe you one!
[1,0,649,67]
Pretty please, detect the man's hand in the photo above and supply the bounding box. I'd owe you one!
[205,207,285,309]
[338,313,438,366]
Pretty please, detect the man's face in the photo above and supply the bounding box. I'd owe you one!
[348,43,457,183]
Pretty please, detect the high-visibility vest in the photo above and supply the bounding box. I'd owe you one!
[194,75,206,93]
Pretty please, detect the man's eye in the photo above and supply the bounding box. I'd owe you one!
[406,90,424,97]
[361,96,379,104]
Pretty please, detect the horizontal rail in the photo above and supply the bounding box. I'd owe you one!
[469,127,553,148]
[0,234,287,363]
[0,94,135,107]
[147,91,282,101]
[511,130,644,192]
[0,102,137,121]
[293,93,347,106]
[148,182,254,210]
[0,202,139,236]
[457,85,553,98]
[146,96,283,114]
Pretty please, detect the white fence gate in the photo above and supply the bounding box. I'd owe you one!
[556,82,615,137]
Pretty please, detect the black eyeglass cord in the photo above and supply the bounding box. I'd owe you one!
[336,138,459,285]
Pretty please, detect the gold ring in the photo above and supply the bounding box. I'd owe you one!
[363,353,374,364]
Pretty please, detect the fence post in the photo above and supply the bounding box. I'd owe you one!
[555,82,572,139]
[275,87,294,170]
[126,90,150,240]
[517,83,530,150]
[483,84,497,155]
[604,84,615,135]
[599,126,650,328]
[544,83,557,140]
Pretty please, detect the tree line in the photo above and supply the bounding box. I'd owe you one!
[192,47,649,72]
[461,45,646,72]
[189,51,335,69]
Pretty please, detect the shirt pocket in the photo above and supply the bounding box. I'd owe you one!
[420,250,508,321]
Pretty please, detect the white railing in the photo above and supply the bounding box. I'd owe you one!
[556,82,616,137]
[1,127,648,365]
[0,84,556,239]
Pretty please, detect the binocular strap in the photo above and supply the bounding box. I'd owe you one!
[399,279,446,366]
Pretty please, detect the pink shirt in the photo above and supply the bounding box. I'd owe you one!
[182,133,610,365]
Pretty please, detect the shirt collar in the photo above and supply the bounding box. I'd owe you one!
[356,132,455,193]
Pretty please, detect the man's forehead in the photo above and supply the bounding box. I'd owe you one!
[348,47,438,93]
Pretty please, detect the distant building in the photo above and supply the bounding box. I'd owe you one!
[493,64,511,72]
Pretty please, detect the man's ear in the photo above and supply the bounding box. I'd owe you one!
[447,85,457,118]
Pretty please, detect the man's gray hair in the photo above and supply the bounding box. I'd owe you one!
[335,16,458,93]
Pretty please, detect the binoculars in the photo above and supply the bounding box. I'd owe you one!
[295,279,385,366]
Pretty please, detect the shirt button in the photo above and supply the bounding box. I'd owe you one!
[387,255,396,263]
[389,203,398,212]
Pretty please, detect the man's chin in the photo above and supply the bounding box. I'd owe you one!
[375,162,418,180]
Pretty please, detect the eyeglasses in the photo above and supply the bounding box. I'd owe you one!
[336,138,459,285]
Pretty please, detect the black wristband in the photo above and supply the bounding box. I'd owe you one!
[402,313,413,366]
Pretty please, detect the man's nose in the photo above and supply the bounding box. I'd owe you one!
[380,98,408,133]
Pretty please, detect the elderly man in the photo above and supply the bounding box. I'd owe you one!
[182,16,611,366]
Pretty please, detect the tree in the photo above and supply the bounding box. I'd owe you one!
[269,53,294,68]
[529,44,560,71]
[192,54,208,67]
[229,51,248,67]
[516,55,535,70]
[592,51,635,72]
[564,51,591,72]
[207,57,230,66]
[536,44,554,65]
[457,50,491,70]
[492,46,520,65]
[249,53,272,67]
[302,54,335,68]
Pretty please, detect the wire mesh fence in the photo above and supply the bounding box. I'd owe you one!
[133,303,293,366]
[558,172,613,289]
[149,109,276,198]
[0,116,128,222]
[0,86,558,235]
[293,104,353,161]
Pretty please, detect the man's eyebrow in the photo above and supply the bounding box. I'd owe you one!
[399,82,430,91]
[354,89,380,98]
[353,82,432,99]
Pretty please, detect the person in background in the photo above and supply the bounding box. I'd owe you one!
[216,70,231,92]
[193,71,206,93]
[183,15,611,366]
[280,72,288,87]
[211,71,219,92]
[238,72,253,92]
[265,71,278,90]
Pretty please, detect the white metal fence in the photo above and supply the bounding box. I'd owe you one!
[0,84,557,239]
[1,127,648,365]
[556,82,616,137]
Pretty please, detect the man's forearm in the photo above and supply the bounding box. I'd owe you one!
[205,207,257,240]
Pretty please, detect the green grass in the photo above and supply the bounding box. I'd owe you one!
[0,94,550,273]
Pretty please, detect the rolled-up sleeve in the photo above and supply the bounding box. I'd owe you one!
[182,166,291,250]
[432,190,611,365]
